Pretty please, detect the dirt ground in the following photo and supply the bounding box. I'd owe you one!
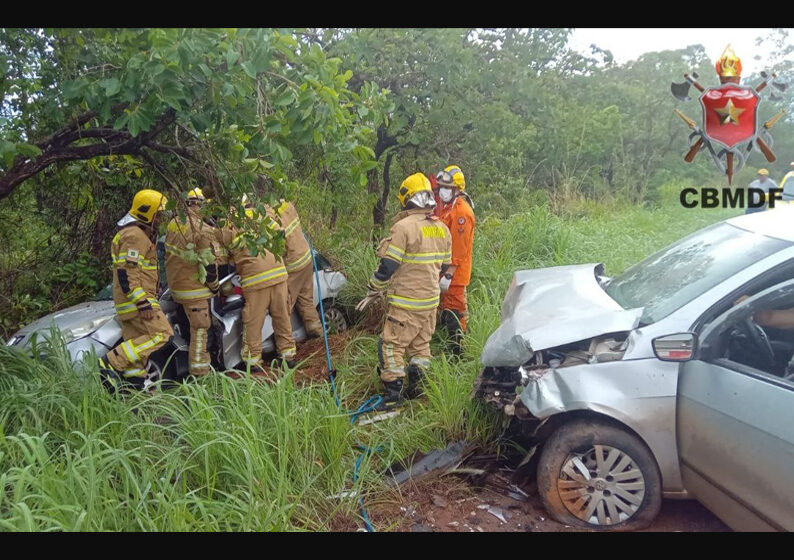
[224,332,354,385]
[351,474,730,533]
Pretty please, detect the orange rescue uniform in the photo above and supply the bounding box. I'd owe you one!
[434,194,475,330]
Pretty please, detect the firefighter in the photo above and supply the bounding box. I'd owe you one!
[98,189,173,390]
[357,173,452,408]
[164,188,221,377]
[225,196,297,372]
[433,165,475,356]
[276,199,323,338]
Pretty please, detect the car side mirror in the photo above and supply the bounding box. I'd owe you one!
[653,332,698,362]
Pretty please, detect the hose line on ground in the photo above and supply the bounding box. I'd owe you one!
[308,235,381,532]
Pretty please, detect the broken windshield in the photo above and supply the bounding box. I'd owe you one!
[605,222,790,325]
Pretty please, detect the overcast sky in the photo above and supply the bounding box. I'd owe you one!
[568,28,783,74]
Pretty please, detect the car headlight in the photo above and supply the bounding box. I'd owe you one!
[61,317,113,343]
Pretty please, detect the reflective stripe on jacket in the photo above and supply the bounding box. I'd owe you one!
[276,200,313,273]
[224,208,287,291]
[377,209,451,311]
[164,208,221,302]
[111,224,159,319]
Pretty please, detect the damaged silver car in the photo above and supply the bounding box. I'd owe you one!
[475,208,794,531]
[6,250,348,382]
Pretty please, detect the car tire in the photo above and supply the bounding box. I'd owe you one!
[537,418,662,531]
[322,302,348,334]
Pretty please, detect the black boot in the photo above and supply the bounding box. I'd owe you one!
[97,357,141,393]
[441,309,465,357]
[404,363,426,399]
[374,378,404,410]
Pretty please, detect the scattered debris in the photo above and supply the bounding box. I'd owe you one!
[357,410,401,426]
[411,523,433,532]
[386,441,471,486]
[327,490,358,500]
[431,494,448,508]
[486,506,507,524]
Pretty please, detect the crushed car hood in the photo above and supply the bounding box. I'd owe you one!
[480,264,643,367]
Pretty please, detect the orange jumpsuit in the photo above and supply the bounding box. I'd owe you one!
[434,194,475,330]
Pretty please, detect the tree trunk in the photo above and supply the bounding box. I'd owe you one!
[373,151,394,228]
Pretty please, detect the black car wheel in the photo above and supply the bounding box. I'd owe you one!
[537,418,662,531]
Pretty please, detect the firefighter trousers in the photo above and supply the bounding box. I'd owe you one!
[287,261,323,337]
[378,305,437,382]
[107,310,174,378]
[178,298,212,376]
[241,281,296,367]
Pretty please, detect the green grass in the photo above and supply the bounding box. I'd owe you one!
[0,184,738,531]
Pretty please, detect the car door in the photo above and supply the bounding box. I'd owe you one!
[677,280,794,531]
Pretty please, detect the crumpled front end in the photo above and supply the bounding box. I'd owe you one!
[475,334,630,425]
[480,264,642,367]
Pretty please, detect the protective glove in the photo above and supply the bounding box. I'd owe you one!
[355,283,382,312]
[207,279,220,295]
[439,275,452,293]
[136,299,154,320]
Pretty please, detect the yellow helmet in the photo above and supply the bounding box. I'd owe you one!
[187,188,206,203]
[759,169,769,176]
[436,164,465,191]
[397,173,434,208]
[130,189,167,224]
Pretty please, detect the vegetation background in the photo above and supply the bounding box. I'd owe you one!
[0,27,786,530]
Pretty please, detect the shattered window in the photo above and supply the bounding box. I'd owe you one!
[606,223,790,325]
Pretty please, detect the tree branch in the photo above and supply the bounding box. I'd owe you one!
[0,108,179,201]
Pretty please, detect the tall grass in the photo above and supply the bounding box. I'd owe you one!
[0,183,738,531]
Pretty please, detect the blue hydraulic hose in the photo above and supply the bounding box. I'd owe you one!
[307,234,378,531]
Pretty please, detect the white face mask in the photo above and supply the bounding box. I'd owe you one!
[439,187,454,202]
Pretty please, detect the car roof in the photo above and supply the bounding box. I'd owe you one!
[727,206,794,242]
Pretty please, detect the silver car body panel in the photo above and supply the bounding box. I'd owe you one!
[481,264,643,367]
[10,300,115,341]
[678,359,794,531]
[520,358,684,491]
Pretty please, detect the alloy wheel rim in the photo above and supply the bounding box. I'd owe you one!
[323,308,347,334]
[557,444,645,526]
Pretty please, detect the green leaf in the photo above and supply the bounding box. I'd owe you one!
[241,61,258,79]
[15,143,42,158]
[113,112,130,131]
[0,139,16,167]
[360,160,378,172]
[100,77,121,97]
[62,78,88,101]
[128,113,140,137]
[226,47,239,68]
[144,60,166,77]
[274,89,295,106]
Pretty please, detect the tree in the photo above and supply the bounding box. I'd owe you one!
[0,29,389,217]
